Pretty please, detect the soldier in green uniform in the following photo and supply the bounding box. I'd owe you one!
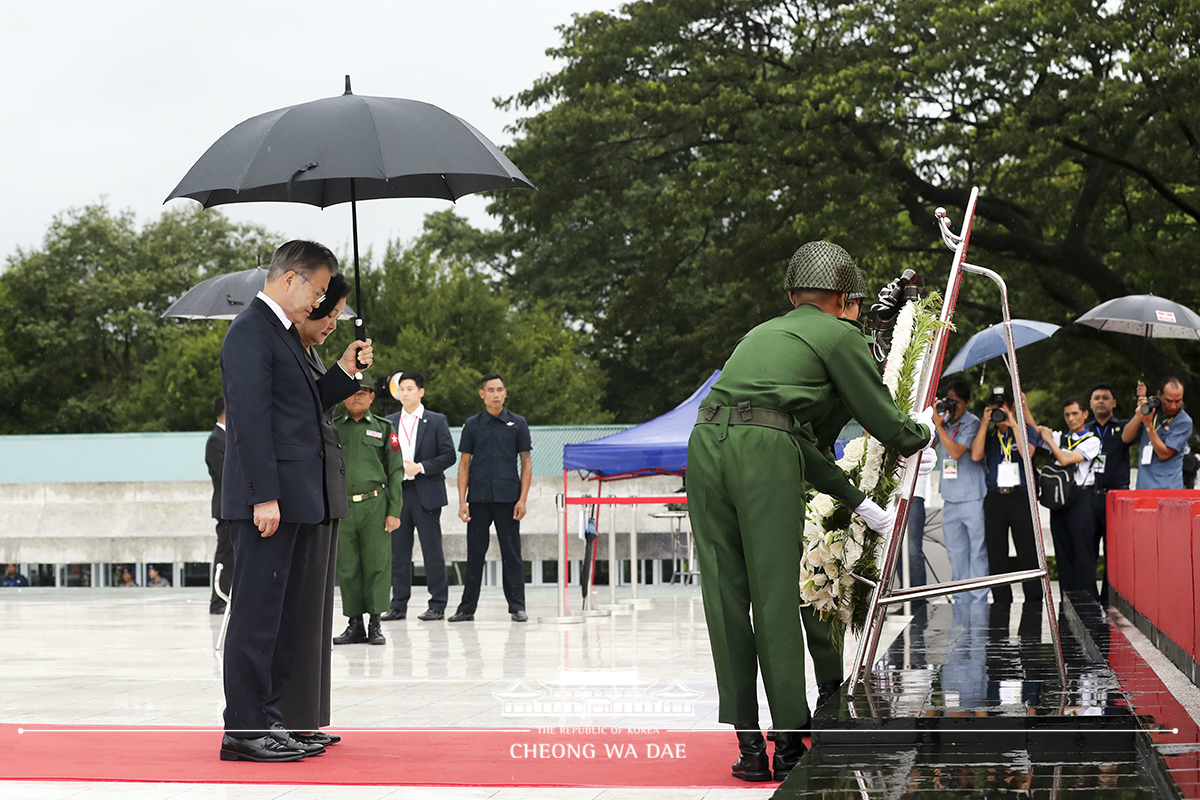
[687,242,934,782]
[332,375,405,647]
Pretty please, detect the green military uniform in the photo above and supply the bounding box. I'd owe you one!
[687,303,930,732]
[334,409,405,617]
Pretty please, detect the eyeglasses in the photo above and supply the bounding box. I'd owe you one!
[297,272,328,304]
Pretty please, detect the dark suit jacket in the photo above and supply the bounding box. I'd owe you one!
[205,424,226,520]
[305,346,348,520]
[386,409,456,510]
[220,297,358,523]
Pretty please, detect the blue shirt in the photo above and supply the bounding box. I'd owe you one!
[1087,417,1132,490]
[938,411,986,503]
[460,408,533,503]
[982,423,1042,491]
[1136,408,1193,490]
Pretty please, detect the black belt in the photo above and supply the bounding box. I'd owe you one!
[349,487,383,503]
[992,486,1022,494]
[695,402,793,434]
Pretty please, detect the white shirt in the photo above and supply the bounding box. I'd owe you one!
[256,291,292,329]
[1041,428,1102,486]
[396,403,425,480]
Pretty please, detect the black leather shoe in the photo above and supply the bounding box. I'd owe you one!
[301,731,340,747]
[381,609,406,621]
[732,727,771,782]
[511,610,528,622]
[816,679,842,712]
[367,614,386,645]
[210,604,227,616]
[417,608,444,621]
[269,723,325,756]
[332,616,366,645]
[448,611,474,622]
[772,731,808,782]
[219,734,305,762]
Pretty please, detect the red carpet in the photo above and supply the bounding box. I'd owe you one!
[0,724,787,788]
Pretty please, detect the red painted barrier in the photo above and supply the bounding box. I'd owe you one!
[1108,490,1200,670]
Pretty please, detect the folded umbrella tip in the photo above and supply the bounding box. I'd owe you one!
[344,74,352,95]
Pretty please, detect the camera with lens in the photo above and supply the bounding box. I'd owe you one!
[935,396,956,415]
[1141,395,1162,416]
[985,386,1011,423]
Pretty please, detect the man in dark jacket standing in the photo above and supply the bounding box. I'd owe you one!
[218,240,371,763]
[382,371,457,622]
[206,396,233,615]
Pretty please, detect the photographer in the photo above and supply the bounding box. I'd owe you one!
[1037,398,1102,600]
[970,388,1043,603]
[931,380,988,602]
[1121,377,1191,489]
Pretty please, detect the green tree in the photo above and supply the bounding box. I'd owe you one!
[0,203,274,433]
[320,211,612,426]
[489,0,1200,423]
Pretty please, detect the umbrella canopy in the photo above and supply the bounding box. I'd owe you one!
[942,319,1061,376]
[165,82,533,208]
[1076,294,1200,340]
[162,267,355,321]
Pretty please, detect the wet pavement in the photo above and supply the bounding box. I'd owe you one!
[777,594,1199,798]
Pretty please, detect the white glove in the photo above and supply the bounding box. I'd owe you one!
[854,497,896,535]
[910,405,937,448]
[917,447,937,476]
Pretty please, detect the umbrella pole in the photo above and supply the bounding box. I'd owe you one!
[351,178,366,373]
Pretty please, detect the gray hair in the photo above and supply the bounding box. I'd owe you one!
[267,240,339,281]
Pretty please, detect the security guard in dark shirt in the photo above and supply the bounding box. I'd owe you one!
[332,375,404,646]
[1086,382,1130,600]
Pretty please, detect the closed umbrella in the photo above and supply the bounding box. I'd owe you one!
[166,76,534,346]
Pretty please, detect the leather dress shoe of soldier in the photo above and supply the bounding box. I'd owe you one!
[269,723,325,756]
[448,611,474,622]
[333,615,367,644]
[815,679,843,712]
[731,725,772,782]
[510,610,528,622]
[219,733,305,762]
[380,608,406,621]
[417,608,444,621]
[367,614,386,645]
[772,730,808,782]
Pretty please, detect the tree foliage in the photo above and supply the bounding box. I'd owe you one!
[489,0,1200,423]
[322,210,612,426]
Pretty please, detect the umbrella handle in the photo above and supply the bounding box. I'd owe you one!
[354,318,368,371]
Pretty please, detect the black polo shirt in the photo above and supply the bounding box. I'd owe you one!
[1087,417,1132,490]
[460,408,532,503]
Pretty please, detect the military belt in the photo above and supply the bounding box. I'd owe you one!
[349,487,383,503]
[695,402,793,434]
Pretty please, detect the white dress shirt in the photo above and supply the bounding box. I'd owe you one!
[256,291,292,329]
[396,403,425,480]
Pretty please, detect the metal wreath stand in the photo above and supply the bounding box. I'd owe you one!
[846,187,1068,699]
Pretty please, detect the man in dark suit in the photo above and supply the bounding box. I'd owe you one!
[219,240,372,763]
[381,371,456,621]
[206,397,233,615]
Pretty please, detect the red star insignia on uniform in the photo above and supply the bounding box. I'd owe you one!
[390,432,401,453]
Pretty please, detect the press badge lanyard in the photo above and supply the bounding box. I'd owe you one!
[1141,411,1178,465]
[399,414,418,447]
[996,430,1020,488]
[941,420,964,479]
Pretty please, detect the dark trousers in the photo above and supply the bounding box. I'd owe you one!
[210,519,234,613]
[1091,487,1121,602]
[278,521,337,731]
[1050,493,1099,600]
[907,496,927,587]
[391,483,449,612]
[456,502,525,615]
[223,519,309,738]
[983,490,1043,603]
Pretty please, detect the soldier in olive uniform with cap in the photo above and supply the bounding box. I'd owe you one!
[687,241,934,783]
[332,374,405,647]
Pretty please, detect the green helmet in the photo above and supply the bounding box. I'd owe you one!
[847,266,868,301]
[784,241,858,293]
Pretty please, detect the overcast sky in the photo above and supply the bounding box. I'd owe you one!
[2,0,621,266]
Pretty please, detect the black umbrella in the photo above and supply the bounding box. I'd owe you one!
[162,267,355,320]
[1076,293,1200,371]
[165,76,534,347]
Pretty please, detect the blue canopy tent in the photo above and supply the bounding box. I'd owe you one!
[563,370,720,480]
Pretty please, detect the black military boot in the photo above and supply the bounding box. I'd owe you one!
[731,725,771,782]
[332,616,366,645]
[367,614,386,645]
[772,730,808,782]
